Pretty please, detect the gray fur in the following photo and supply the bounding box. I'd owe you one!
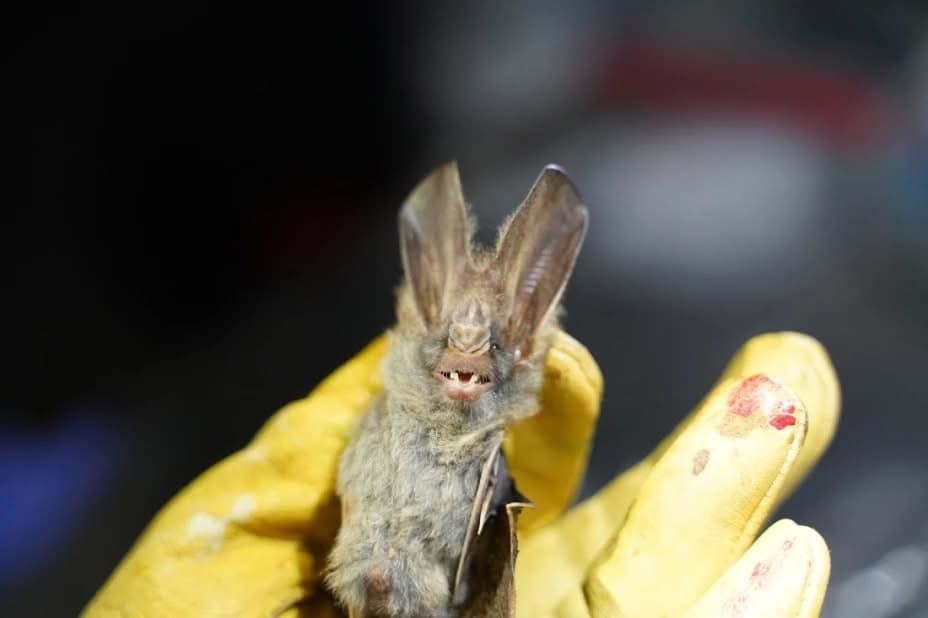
[325,163,587,616]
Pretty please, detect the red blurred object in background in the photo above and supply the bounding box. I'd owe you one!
[597,40,900,148]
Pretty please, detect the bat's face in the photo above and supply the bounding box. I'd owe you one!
[398,162,587,408]
[433,298,506,403]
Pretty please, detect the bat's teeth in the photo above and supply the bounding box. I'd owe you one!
[468,373,478,384]
[451,371,459,381]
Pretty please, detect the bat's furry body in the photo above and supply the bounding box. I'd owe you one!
[326,163,587,616]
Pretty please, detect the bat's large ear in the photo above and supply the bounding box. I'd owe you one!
[496,165,588,359]
[399,162,472,327]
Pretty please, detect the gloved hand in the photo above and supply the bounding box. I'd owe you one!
[83,330,839,617]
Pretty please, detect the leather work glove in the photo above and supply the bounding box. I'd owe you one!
[83,330,840,617]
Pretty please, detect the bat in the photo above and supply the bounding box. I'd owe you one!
[325,162,588,616]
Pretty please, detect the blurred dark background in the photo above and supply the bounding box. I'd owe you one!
[5,1,928,615]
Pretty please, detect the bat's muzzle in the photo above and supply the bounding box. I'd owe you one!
[434,349,494,402]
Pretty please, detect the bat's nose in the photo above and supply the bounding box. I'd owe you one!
[449,323,490,354]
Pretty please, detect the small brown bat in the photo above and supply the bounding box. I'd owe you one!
[325,162,588,616]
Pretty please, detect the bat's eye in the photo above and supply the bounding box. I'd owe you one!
[490,342,500,352]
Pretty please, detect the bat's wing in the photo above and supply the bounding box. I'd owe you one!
[460,501,528,617]
[452,439,531,609]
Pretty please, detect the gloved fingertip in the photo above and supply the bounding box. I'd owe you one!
[681,519,831,618]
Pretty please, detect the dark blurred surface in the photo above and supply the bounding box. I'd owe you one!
[5,2,928,616]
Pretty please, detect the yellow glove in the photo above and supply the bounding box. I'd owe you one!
[83,330,839,617]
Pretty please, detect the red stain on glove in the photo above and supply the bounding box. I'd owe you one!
[728,374,797,430]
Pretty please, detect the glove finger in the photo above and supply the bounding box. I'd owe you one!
[584,374,808,617]
[715,331,840,499]
[83,336,388,617]
[505,330,604,530]
[516,332,838,617]
[649,332,839,500]
[682,519,831,618]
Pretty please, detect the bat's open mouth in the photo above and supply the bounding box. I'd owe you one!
[435,369,494,402]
